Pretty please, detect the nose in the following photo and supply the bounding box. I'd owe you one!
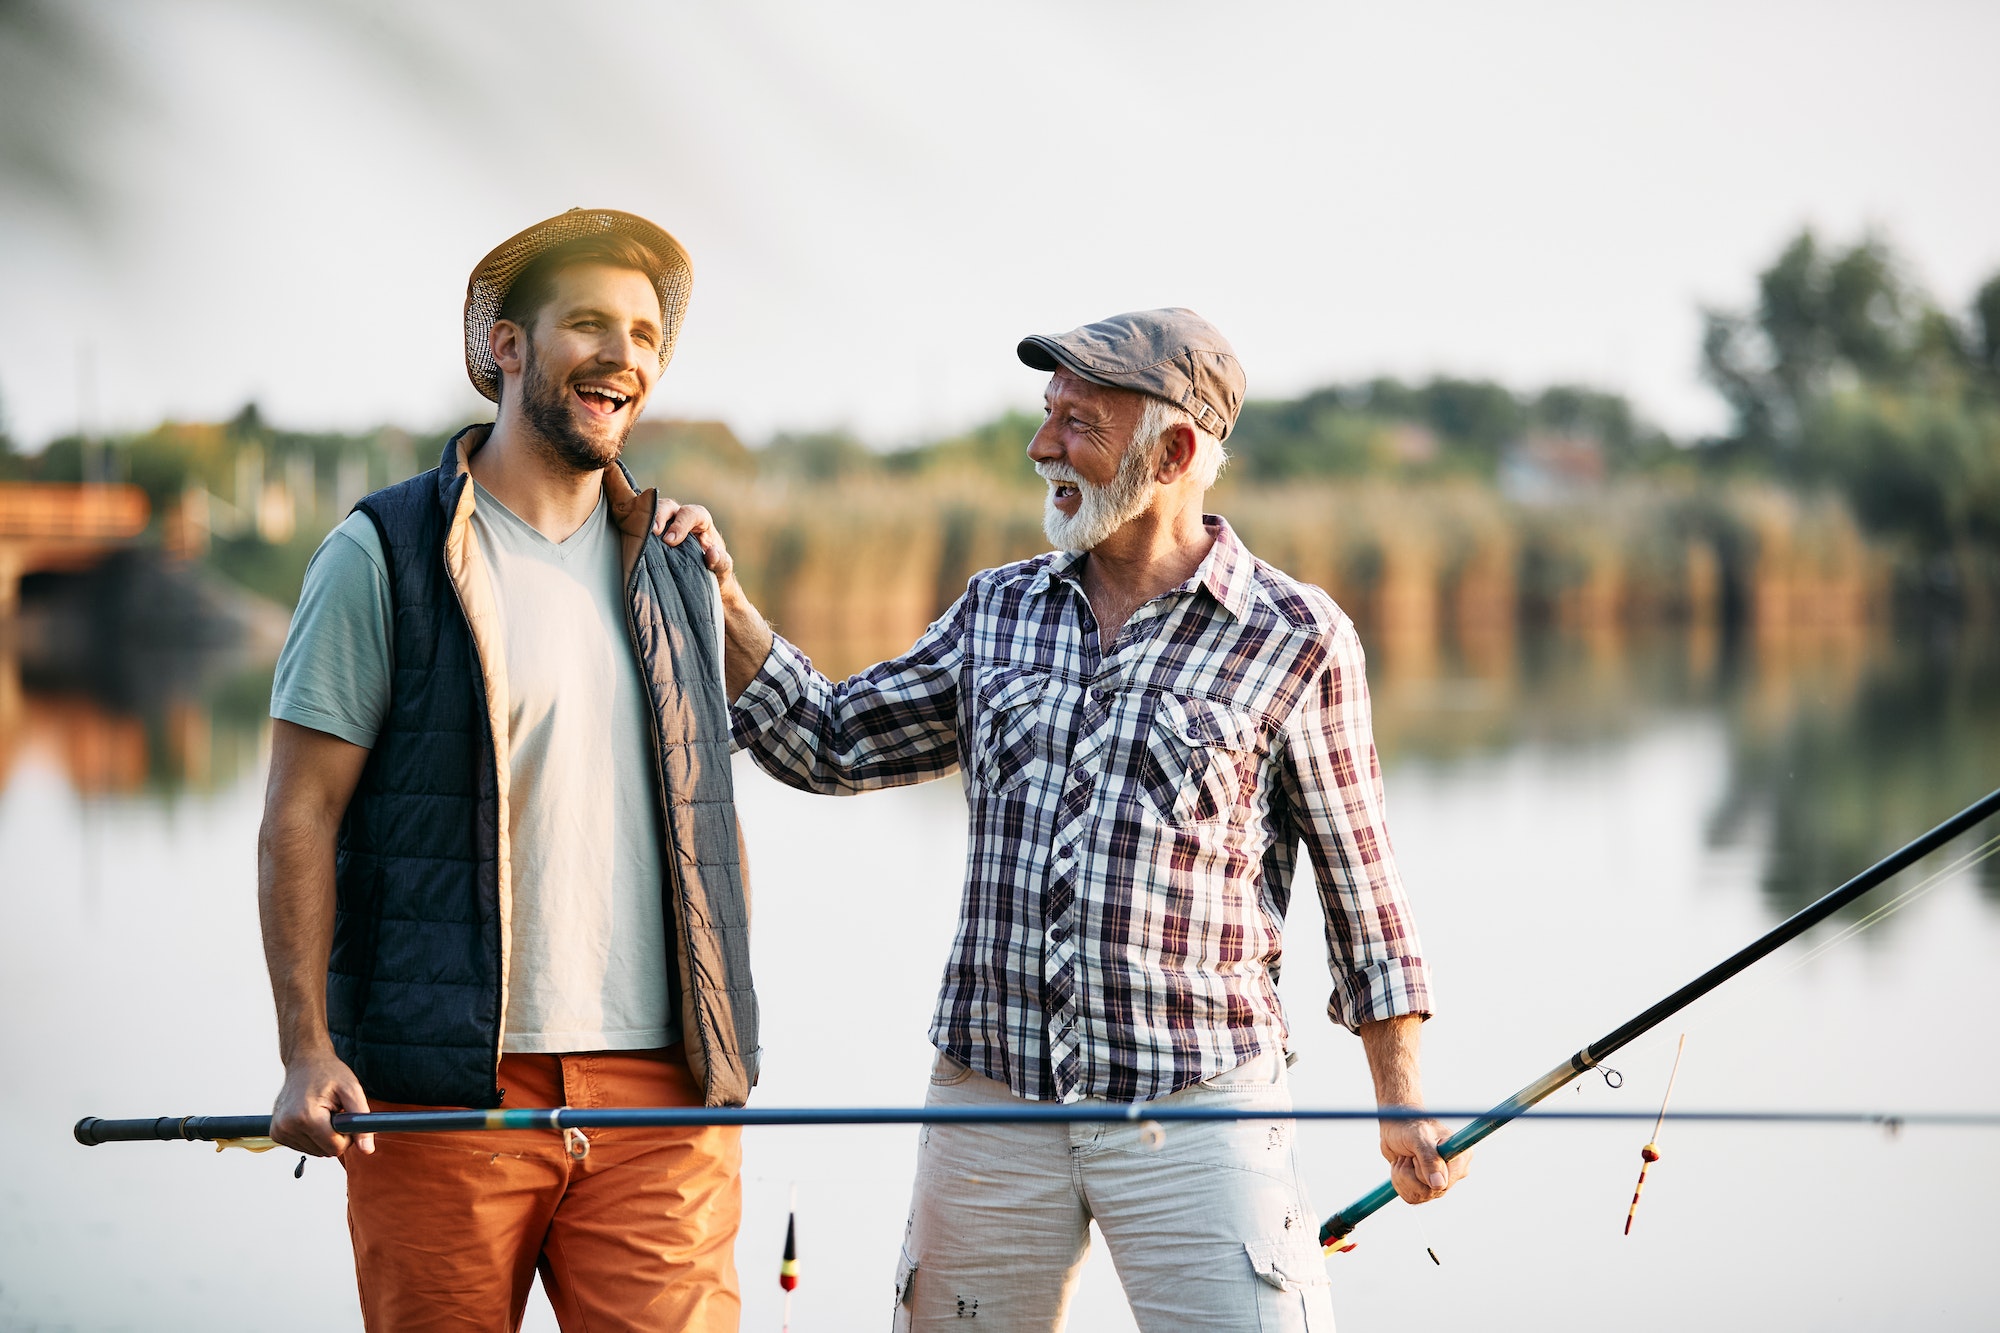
[1027,415,1063,465]
[598,329,653,388]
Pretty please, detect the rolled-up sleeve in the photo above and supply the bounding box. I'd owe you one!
[1279,617,1433,1031]
[729,594,970,795]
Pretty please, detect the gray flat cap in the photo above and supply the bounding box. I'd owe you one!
[1017,307,1245,441]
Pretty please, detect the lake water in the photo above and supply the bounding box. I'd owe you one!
[2,621,1997,1331]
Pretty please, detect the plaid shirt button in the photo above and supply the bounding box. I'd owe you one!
[733,517,1432,1103]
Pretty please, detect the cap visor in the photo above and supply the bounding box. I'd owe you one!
[1016,336,1064,372]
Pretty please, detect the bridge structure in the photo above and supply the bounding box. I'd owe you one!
[0,482,152,618]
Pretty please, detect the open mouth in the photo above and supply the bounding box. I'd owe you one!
[1050,481,1081,509]
[572,382,633,420]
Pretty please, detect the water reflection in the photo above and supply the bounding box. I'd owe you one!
[1707,626,2000,915]
[4,569,1993,928]
[4,574,1996,1333]
[1,555,280,797]
[1369,620,2000,922]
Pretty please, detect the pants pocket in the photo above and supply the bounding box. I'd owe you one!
[891,1246,919,1330]
[928,1053,974,1086]
[1244,1238,1335,1331]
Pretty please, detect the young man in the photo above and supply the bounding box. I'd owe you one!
[659,309,1469,1332]
[259,208,756,1332]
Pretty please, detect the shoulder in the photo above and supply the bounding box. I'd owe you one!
[328,510,387,568]
[304,511,390,589]
[354,469,444,544]
[964,551,1062,601]
[1241,555,1354,646]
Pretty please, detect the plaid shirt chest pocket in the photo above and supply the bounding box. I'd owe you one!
[1136,692,1271,829]
[969,666,1051,797]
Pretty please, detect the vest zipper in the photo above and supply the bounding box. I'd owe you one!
[442,520,509,1107]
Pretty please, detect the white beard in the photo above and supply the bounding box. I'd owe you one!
[1037,443,1159,553]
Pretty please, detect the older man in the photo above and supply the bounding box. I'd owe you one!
[664,309,1466,1331]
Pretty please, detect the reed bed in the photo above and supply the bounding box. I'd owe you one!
[665,466,1889,680]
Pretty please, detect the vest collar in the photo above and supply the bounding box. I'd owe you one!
[434,422,661,549]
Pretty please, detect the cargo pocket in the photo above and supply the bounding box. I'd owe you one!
[971,666,1049,797]
[1137,694,1267,828]
[892,1246,919,1329]
[1244,1237,1334,1331]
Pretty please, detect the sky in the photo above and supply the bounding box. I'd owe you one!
[1,0,1997,450]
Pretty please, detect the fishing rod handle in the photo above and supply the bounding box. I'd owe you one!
[74,1115,273,1145]
[1318,1059,1585,1246]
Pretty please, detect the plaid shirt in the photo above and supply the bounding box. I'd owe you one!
[732,517,1431,1103]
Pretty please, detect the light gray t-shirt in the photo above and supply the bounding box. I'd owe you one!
[273,485,722,1053]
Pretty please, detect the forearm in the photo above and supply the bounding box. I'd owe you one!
[727,588,969,794]
[1362,1012,1467,1200]
[720,576,775,702]
[1358,1013,1426,1109]
[257,809,340,1065]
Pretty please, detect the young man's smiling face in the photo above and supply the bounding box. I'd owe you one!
[493,261,663,472]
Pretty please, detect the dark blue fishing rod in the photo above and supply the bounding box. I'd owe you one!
[70,1104,2000,1146]
[1316,784,2000,1254]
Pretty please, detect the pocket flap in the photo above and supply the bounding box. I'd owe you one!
[1243,1237,1329,1292]
[1161,694,1265,752]
[976,666,1048,716]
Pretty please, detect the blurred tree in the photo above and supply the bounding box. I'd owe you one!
[884,410,1041,486]
[1701,228,2000,577]
[1975,274,2000,384]
[1227,376,1668,482]
[760,431,877,482]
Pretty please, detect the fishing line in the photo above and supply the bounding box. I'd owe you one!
[1616,830,2000,1066]
[1316,787,2000,1251]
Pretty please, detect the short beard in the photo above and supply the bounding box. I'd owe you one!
[1038,433,1160,553]
[516,334,629,474]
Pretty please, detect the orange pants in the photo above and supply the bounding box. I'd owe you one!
[343,1045,742,1332]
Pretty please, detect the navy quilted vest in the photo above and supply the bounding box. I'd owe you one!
[328,428,759,1108]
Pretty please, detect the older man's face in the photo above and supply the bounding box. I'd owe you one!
[1028,370,1159,551]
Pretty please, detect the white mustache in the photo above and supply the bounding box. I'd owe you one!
[1035,461,1084,485]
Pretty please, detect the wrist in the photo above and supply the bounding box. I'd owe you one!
[279,1028,337,1070]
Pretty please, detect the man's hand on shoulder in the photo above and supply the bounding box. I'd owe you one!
[652,496,776,699]
[653,498,734,586]
[272,1046,375,1158]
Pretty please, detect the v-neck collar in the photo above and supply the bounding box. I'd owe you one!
[471,478,606,557]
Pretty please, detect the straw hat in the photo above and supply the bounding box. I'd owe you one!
[463,207,693,402]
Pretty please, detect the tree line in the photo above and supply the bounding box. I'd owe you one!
[3,228,1996,607]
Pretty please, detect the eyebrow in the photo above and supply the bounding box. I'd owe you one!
[1046,394,1105,421]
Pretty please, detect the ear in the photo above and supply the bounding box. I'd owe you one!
[1155,422,1200,482]
[491,318,528,383]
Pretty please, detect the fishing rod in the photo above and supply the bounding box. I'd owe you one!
[72,1104,2000,1148]
[1316,784,2000,1255]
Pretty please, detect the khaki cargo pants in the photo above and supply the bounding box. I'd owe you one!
[893,1049,1335,1332]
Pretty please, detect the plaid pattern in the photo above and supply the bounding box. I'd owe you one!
[732,517,1431,1103]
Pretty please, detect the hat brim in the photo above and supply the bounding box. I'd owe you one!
[464,209,693,403]
[1016,334,1128,392]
